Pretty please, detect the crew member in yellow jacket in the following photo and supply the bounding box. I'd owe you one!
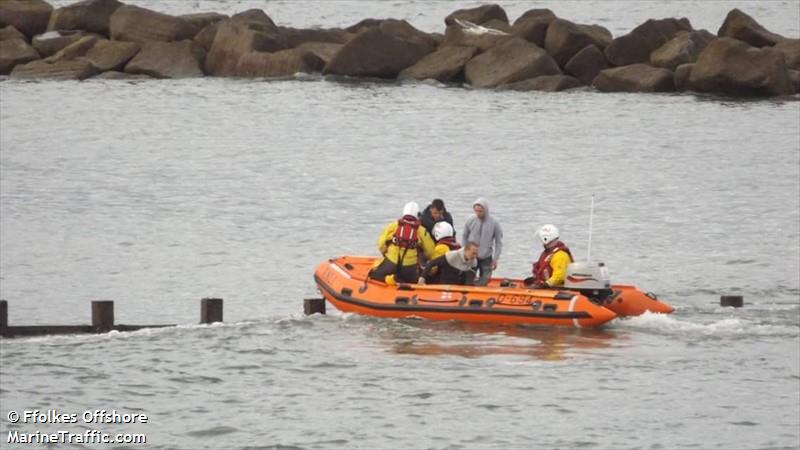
[531,224,574,288]
[370,202,435,285]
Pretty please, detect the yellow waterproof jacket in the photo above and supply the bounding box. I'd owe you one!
[377,221,435,266]
[546,250,572,287]
[430,243,452,261]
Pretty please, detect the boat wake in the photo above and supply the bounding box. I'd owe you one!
[614,311,799,338]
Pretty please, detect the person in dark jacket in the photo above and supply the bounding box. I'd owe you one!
[419,242,479,286]
[421,198,454,236]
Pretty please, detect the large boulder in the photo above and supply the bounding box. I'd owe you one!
[440,23,512,52]
[510,10,556,47]
[235,48,324,77]
[580,24,613,49]
[465,37,561,88]
[204,16,286,76]
[379,19,437,54]
[231,9,276,28]
[674,63,694,91]
[564,44,609,85]
[125,40,205,78]
[345,18,385,34]
[0,0,52,39]
[688,37,793,96]
[180,12,227,32]
[650,29,714,70]
[604,18,693,66]
[194,22,220,52]
[32,30,88,57]
[545,18,613,67]
[11,57,98,79]
[109,5,199,43]
[94,70,151,79]
[47,0,123,36]
[444,4,508,27]
[513,9,556,24]
[789,70,800,94]
[499,74,581,91]
[717,8,783,48]
[1,25,27,42]
[323,27,430,78]
[205,10,287,77]
[42,34,98,63]
[86,39,140,71]
[279,26,351,47]
[593,64,675,92]
[297,42,343,66]
[399,45,478,82]
[774,39,800,70]
[0,38,40,74]
[43,35,99,62]
[482,19,512,33]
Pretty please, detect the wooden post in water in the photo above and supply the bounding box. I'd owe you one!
[720,295,744,307]
[0,300,7,329]
[201,298,223,324]
[304,298,326,315]
[91,300,114,331]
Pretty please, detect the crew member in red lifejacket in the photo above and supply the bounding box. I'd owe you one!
[531,224,574,288]
[370,202,435,284]
[431,222,461,259]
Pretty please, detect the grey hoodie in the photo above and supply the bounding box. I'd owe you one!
[445,247,479,272]
[461,197,503,262]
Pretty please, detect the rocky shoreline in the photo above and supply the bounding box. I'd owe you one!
[1,0,798,97]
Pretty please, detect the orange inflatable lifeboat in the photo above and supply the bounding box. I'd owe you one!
[313,256,618,328]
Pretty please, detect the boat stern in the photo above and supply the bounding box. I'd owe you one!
[606,285,675,316]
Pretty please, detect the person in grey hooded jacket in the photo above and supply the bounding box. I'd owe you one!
[461,197,503,285]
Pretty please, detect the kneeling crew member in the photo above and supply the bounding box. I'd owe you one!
[531,224,574,288]
[371,202,435,284]
[431,221,460,260]
[420,241,479,285]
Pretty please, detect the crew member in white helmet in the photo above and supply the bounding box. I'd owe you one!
[531,224,574,288]
[431,221,460,259]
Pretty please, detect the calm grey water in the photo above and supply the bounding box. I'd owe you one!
[2,1,800,449]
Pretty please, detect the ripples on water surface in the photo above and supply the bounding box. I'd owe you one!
[1,1,799,449]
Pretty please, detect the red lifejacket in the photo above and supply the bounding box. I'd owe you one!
[437,236,461,250]
[392,215,420,249]
[532,241,574,284]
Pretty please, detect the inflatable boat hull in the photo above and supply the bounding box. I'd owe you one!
[314,257,618,328]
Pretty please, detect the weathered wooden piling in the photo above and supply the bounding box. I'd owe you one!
[200,298,223,324]
[720,295,744,307]
[1,300,177,338]
[1,297,228,337]
[91,300,115,331]
[0,300,7,329]
[304,298,326,315]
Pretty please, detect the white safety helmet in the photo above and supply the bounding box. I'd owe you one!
[402,201,420,218]
[432,222,455,241]
[538,224,560,245]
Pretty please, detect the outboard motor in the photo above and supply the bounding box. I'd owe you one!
[563,261,613,303]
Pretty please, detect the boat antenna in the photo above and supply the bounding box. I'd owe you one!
[587,194,595,262]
